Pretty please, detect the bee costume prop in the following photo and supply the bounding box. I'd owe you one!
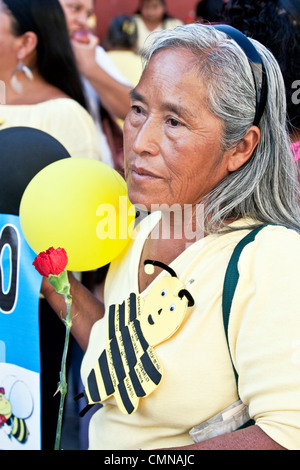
[0,387,29,444]
[76,260,194,415]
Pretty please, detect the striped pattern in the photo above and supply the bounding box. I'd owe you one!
[84,293,163,414]
[11,415,29,443]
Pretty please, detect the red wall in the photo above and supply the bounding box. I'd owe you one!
[94,0,198,43]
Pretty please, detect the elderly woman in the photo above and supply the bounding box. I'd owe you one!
[43,24,300,450]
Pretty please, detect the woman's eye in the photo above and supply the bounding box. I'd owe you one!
[132,105,143,114]
[168,118,181,127]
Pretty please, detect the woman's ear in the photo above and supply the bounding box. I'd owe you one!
[227,126,261,172]
[17,31,38,62]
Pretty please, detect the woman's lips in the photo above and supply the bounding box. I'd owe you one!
[129,165,161,181]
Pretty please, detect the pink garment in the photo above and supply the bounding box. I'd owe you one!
[292,141,300,162]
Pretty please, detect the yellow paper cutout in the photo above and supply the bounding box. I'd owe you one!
[83,261,194,414]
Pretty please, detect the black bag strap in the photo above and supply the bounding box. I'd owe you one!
[222,225,266,385]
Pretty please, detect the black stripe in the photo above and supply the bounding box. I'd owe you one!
[141,351,162,386]
[129,293,137,321]
[99,350,114,396]
[108,304,115,340]
[122,326,136,369]
[129,368,146,397]
[118,381,134,414]
[118,301,125,330]
[133,319,149,352]
[12,416,21,439]
[110,336,125,382]
[19,419,27,443]
[87,368,101,402]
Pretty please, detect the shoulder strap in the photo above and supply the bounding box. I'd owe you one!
[222,225,266,385]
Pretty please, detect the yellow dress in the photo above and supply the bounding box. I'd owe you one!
[0,98,101,160]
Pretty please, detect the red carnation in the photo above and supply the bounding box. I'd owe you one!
[32,246,71,450]
[0,415,7,426]
[33,247,68,277]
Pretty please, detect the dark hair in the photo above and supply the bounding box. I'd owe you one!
[106,15,138,49]
[196,0,225,23]
[224,0,300,131]
[3,0,87,108]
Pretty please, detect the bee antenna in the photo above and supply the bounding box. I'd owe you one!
[144,259,177,277]
[178,289,195,307]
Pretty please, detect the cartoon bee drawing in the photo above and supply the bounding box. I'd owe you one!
[77,260,194,415]
[0,378,33,444]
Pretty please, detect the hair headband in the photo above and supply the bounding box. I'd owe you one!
[213,24,268,127]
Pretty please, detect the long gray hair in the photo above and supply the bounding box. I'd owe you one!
[142,23,300,233]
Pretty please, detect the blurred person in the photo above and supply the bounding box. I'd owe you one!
[0,0,101,161]
[59,0,132,170]
[104,15,143,88]
[224,0,300,165]
[134,0,183,53]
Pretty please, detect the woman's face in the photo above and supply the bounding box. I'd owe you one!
[140,0,165,23]
[124,48,232,211]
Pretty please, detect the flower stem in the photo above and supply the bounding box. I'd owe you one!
[54,294,72,450]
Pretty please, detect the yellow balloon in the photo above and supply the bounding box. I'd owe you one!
[19,158,135,271]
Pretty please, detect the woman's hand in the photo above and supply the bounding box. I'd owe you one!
[41,271,105,351]
[71,32,98,77]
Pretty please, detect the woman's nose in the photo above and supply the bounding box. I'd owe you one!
[132,118,161,156]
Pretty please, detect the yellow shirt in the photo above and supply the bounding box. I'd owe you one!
[134,15,183,53]
[81,213,300,450]
[107,51,144,87]
[0,98,101,160]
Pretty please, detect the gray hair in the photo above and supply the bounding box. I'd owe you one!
[142,24,300,233]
